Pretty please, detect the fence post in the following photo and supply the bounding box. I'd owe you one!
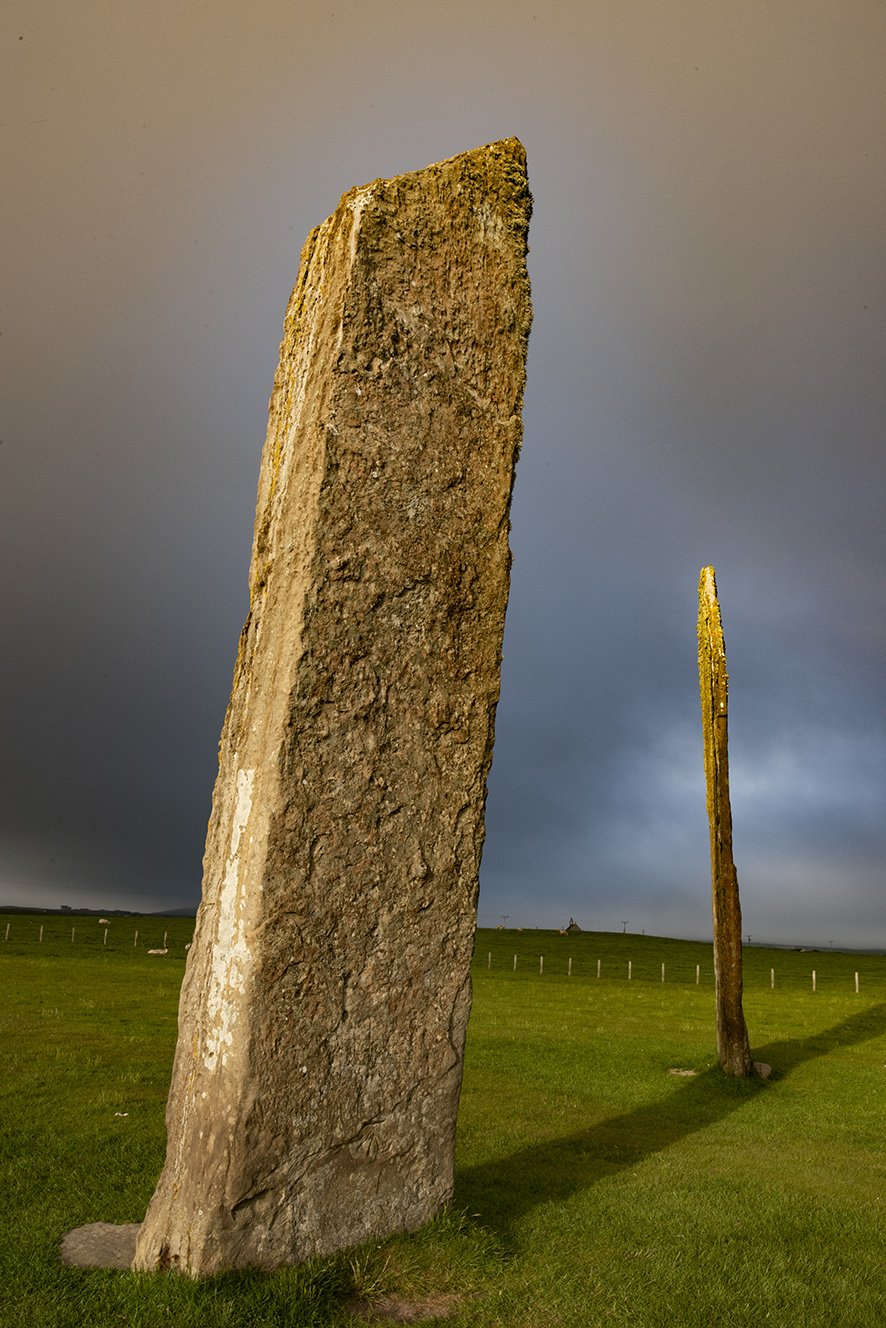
[695,964,700,985]
[513,954,517,971]
[103,928,108,947]
[134,930,139,948]
[4,923,10,941]
[39,925,44,943]
[628,960,632,981]
[812,970,816,992]
[661,963,666,983]
[568,957,572,977]
[597,958,601,979]
[770,968,775,990]
[539,956,544,975]
[855,971,860,994]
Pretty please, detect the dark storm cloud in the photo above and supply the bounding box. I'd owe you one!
[3,1,885,943]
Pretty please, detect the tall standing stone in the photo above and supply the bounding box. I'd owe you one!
[133,140,532,1275]
[697,566,753,1078]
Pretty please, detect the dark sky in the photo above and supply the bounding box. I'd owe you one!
[3,1,885,946]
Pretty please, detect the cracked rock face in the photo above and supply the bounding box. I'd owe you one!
[132,139,531,1275]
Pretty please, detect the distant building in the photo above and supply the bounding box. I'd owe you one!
[565,918,583,933]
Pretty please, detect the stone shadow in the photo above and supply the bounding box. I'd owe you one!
[455,1001,886,1247]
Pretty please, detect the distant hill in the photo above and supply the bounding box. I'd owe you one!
[0,905,133,916]
[0,904,197,918]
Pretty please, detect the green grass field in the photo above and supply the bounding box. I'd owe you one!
[2,917,885,1326]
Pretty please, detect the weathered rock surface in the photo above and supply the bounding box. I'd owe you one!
[132,139,531,1275]
[60,1223,141,1269]
[698,565,754,1078]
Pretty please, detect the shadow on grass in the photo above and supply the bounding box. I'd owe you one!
[456,1001,886,1247]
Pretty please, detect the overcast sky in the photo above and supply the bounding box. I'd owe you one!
[3,1,885,947]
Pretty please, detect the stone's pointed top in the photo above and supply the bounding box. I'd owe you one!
[339,138,531,237]
[363,136,527,187]
[443,136,529,182]
[427,135,527,167]
[698,568,724,651]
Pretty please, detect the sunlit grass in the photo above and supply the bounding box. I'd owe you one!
[2,919,885,1325]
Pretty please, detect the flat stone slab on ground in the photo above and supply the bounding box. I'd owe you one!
[60,1222,141,1269]
[348,1293,464,1322]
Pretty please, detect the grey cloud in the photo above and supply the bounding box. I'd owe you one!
[3,2,884,947]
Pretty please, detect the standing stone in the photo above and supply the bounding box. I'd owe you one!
[697,566,753,1078]
[133,140,531,1275]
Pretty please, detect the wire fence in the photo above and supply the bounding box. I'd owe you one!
[473,944,886,995]
[4,918,884,996]
[1,917,194,957]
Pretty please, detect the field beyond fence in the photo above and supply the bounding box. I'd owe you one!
[474,926,884,993]
[0,913,195,957]
[2,918,885,1327]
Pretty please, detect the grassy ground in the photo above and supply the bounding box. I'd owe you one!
[1,918,885,1326]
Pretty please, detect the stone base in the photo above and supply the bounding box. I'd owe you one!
[60,1222,141,1269]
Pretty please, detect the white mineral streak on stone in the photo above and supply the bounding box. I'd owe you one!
[203,767,254,1071]
[332,185,374,364]
[346,184,374,267]
[475,198,507,251]
[133,138,531,1278]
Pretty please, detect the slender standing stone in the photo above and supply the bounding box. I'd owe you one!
[697,566,753,1077]
[133,140,532,1275]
